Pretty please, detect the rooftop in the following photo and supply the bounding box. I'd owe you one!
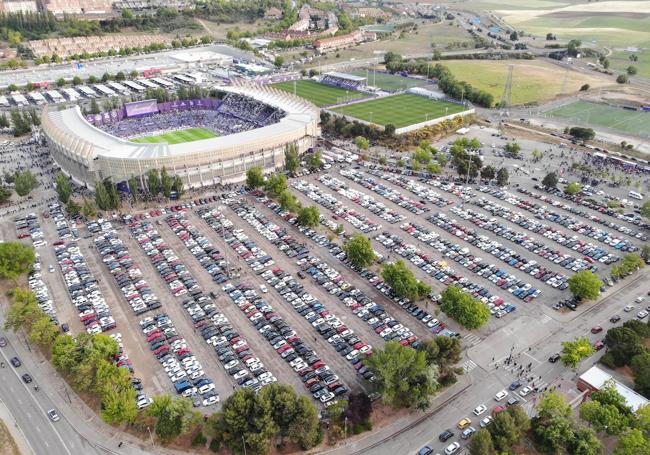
[580,366,649,412]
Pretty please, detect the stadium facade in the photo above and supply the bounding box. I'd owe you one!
[42,83,320,189]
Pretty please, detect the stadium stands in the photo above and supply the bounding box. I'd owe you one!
[320,72,366,91]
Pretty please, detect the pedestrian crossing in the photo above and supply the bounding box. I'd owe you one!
[461,359,478,373]
[463,333,482,347]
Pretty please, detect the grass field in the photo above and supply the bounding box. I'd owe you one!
[131,127,218,144]
[270,80,367,107]
[546,100,650,136]
[330,94,467,128]
[348,70,430,91]
[441,60,609,105]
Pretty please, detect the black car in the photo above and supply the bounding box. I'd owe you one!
[548,353,561,363]
[439,430,454,442]
[609,315,621,323]
[10,357,21,367]
[21,373,33,384]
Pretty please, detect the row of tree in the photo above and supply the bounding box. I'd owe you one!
[601,319,650,398]
[9,108,39,136]
[611,253,645,280]
[450,137,509,184]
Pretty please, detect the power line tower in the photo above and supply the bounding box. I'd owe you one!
[499,64,514,117]
[560,66,570,96]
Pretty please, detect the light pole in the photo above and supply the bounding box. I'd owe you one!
[147,426,154,446]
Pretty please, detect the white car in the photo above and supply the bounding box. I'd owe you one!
[494,390,508,401]
[137,397,153,409]
[47,409,60,422]
[260,285,268,293]
[473,404,487,416]
[444,441,460,455]
[479,416,493,428]
[519,386,532,397]
[198,383,215,395]
[624,305,634,312]
[635,296,645,303]
[202,395,219,406]
[637,310,648,320]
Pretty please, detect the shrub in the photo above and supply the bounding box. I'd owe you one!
[209,438,221,452]
[600,352,616,369]
[191,432,207,446]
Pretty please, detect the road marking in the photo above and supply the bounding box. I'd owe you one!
[44,441,49,447]
[25,412,31,418]
[35,425,41,433]
[462,333,482,346]
[461,360,477,373]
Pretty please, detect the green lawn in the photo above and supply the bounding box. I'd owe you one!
[546,101,650,136]
[130,127,218,144]
[330,94,468,128]
[348,70,430,91]
[270,79,367,107]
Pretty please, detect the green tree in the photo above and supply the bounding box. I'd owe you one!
[0,243,35,281]
[307,151,322,171]
[561,336,595,368]
[469,428,494,455]
[0,185,11,204]
[412,146,432,164]
[614,429,650,455]
[627,66,638,76]
[568,270,603,301]
[297,205,320,227]
[147,394,193,443]
[580,84,590,91]
[570,428,602,455]
[66,199,81,216]
[55,172,72,203]
[0,112,9,128]
[532,392,576,453]
[631,352,650,397]
[427,162,441,174]
[439,285,490,329]
[641,200,650,220]
[4,288,42,331]
[94,179,111,211]
[274,55,284,68]
[82,199,96,218]
[89,98,100,115]
[489,411,520,452]
[128,176,139,202]
[147,168,161,195]
[605,327,644,367]
[504,142,521,157]
[355,136,369,151]
[284,144,300,175]
[496,167,509,186]
[72,76,82,85]
[381,260,431,301]
[28,315,60,346]
[344,234,376,269]
[542,172,559,188]
[160,166,173,198]
[265,174,288,198]
[378,156,387,165]
[366,341,438,410]
[580,398,629,435]
[278,190,301,212]
[616,74,629,84]
[434,336,461,366]
[172,175,184,198]
[565,181,583,195]
[246,166,265,188]
[14,170,38,196]
[480,165,496,181]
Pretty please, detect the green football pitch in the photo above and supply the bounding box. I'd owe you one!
[348,70,430,91]
[330,93,468,128]
[270,79,367,107]
[545,101,650,136]
[130,127,218,144]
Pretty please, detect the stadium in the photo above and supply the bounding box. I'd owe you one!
[42,82,320,190]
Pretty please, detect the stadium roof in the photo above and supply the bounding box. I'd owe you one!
[325,71,367,82]
[44,84,319,161]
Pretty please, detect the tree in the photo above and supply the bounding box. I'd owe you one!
[72,76,82,85]
[29,315,60,346]
[94,180,111,211]
[265,174,288,198]
[297,206,320,227]
[542,172,559,188]
[381,260,431,301]
[480,165,496,181]
[605,327,644,367]
[147,168,161,195]
[504,142,521,157]
[627,66,638,76]
[366,341,438,410]
[623,319,650,338]
[172,175,184,198]
[427,163,441,174]
[614,429,650,455]
[147,394,193,443]
[602,58,610,69]
[569,127,595,141]
[413,146,433,165]
[570,428,602,455]
[616,74,629,84]
[89,98,100,115]
[580,84,590,91]
[82,199,96,218]
[14,170,38,196]
[434,336,461,366]
[284,144,299,175]
[246,167,265,188]
[439,285,490,329]
[307,151,322,171]
[344,234,376,269]
[641,200,650,219]
[580,396,630,435]
[469,428,494,455]
[278,190,301,213]
[0,186,11,204]
[568,270,603,301]
[55,172,72,204]
[66,199,81,217]
[561,336,595,369]
[532,392,575,453]
[510,31,518,41]
[274,55,284,68]
[355,136,369,151]
[0,113,9,128]
[345,392,372,426]
[496,168,509,186]
[286,395,320,449]
[0,243,35,281]
[128,176,139,202]
[160,167,173,198]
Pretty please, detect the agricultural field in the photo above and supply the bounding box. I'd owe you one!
[441,59,610,105]
[348,70,430,91]
[270,79,367,106]
[545,100,650,136]
[130,127,218,144]
[330,93,467,128]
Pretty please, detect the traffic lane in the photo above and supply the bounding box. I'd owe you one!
[0,341,75,455]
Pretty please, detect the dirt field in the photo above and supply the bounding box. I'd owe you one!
[0,420,20,455]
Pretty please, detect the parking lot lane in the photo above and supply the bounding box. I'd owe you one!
[117,229,236,402]
[156,220,307,395]
[187,209,365,392]
[78,237,167,397]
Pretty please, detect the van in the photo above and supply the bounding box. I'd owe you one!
[629,191,643,200]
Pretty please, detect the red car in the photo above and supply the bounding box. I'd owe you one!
[590,326,603,334]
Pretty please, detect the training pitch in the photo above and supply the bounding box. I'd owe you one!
[270,79,367,107]
[545,101,650,137]
[330,94,467,128]
[348,70,429,91]
[130,128,218,144]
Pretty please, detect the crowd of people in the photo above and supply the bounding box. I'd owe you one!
[216,93,285,126]
[320,74,364,91]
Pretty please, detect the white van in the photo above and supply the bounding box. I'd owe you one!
[628,191,643,200]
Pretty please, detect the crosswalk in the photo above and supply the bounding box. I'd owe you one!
[463,333,482,347]
[461,359,478,373]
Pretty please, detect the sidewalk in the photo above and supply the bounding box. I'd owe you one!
[0,399,34,455]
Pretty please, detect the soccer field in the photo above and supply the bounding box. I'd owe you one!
[348,70,429,91]
[330,94,468,128]
[130,128,218,144]
[545,101,650,136]
[270,80,367,107]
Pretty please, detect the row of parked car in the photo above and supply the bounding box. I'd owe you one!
[340,168,432,214]
[199,206,347,403]
[525,185,648,237]
[471,195,623,264]
[139,313,218,407]
[291,180,381,233]
[449,205,594,275]
[27,254,57,323]
[476,187,638,253]
[108,332,152,408]
[164,213,278,391]
[429,210,560,291]
[15,212,48,248]
[319,174,406,224]
[362,168,456,208]
[94,221,162,315]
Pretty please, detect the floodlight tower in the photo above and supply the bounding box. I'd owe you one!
[499,64,514,117]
